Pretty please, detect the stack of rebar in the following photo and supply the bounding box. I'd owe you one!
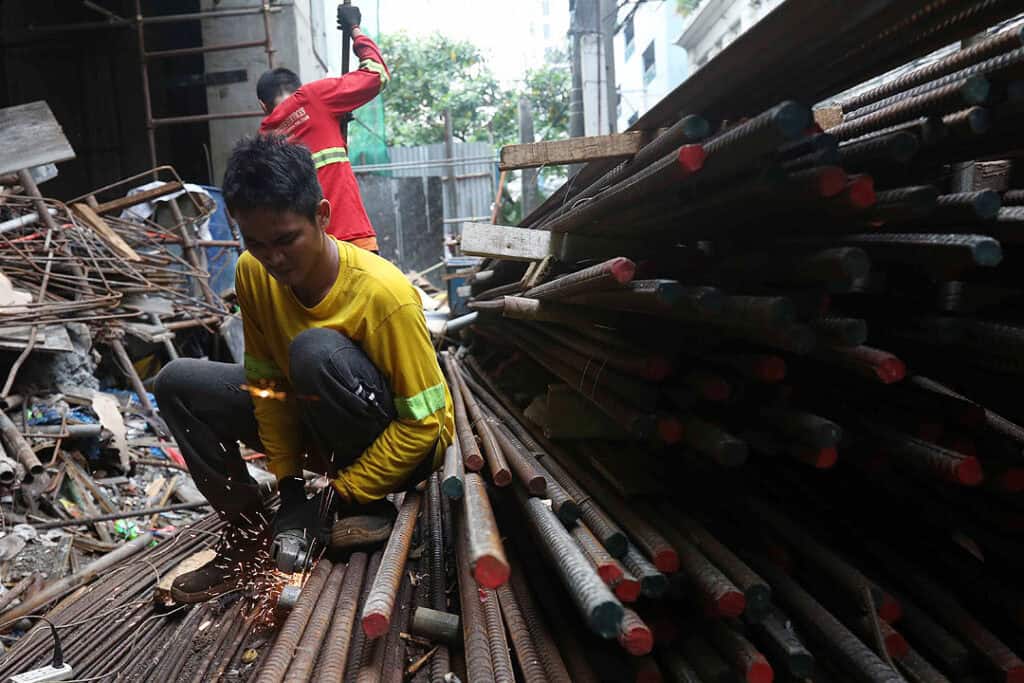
[446,10,1024,682]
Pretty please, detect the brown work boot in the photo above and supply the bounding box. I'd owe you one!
[171,521,270,603]
[329,498,397,550]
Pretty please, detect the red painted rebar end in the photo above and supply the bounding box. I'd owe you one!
[619,625,654,656]
[810,446,838,469]
[474,556,511,589]
[755,356,786,383]
[873,356,906,384]
[614,578,642,603]
[747,658,774,683]
[646,357,675,382]
[657,417,685,445]
[653,550,680,574]
[817,167,847,198]
[611,257,637,284]
[878,594,902,623]
[998,469,1024,493]
[847,175,876,209]
[465,453,485,472]
[597,563,624,586]
[362,613,389,639]
[676,144,706,176]
[1006,666,1024,683]
[492,469,513,487]
[955,457,983,486]
[702,377,732,402]
[715,590,747,618]
[885,632,910,659]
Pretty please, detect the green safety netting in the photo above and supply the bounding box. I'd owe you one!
[348,0,391,172]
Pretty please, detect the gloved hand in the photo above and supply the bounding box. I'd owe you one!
[337,4,361,33]
[273,477,332,543]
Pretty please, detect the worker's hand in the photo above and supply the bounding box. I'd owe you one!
[337,4,361,33]
[273,477,332,542]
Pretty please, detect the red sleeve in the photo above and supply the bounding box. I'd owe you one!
[304,34,390,117]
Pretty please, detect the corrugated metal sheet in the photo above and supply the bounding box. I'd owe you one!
[387,142,496,234]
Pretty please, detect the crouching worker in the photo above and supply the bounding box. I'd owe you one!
[154,134,453,603]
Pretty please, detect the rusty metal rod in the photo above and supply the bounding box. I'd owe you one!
[461,472,510,589]
[617,608,654,657]
[507,556,573,682]
[621,543,668,599]
[516,487,623,637]
[706,619,774,683]
[481,585,515,682]
[257,560,334,683]
[520,257,637,300]
[316,553,370,683]
[489,420,546,495]
[496,582,546,681]
[451,356,511,485]
[343,551,382,683]
[455,506,495,682]
[361,492,421,639]
[441,353,484,472]
[441,442,465,499]
[284,562,348,682]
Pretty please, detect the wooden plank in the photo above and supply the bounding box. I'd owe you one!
[94,181,183,214]
[461,222,553,261]
[461,222,665,262]
[0,101,76,176]
[71,203,142,262]
[499,131,645,170]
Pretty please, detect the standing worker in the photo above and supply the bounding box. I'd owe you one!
[257,4,387,252]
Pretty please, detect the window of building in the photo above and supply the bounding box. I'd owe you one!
[642,41,656,85]
[623,16,635,60]
[543,23,551,39]
[542,0,550,16]
[627,111,639,126]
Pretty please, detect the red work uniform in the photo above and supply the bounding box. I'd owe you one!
[260,34,389,251]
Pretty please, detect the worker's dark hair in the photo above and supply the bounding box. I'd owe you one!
[257,67,302,107]
[223,135,322,222]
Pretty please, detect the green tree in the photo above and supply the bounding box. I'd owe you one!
[379,33,571,149]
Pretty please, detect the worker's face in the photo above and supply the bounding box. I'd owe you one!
[235,200,331,287]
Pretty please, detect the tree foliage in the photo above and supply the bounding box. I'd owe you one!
[379,32,570,148]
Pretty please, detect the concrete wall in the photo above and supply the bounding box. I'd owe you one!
[202,1,328,183]
[614,2,689,131]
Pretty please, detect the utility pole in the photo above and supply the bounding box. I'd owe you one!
[599,0,618,134]
[568,0,610,173]
[443,108,459,219]
[518,96,538,214]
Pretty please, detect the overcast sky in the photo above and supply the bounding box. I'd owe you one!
[324,0,570,85]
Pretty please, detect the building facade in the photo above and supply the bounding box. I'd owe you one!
[675,0,784,72]
[613,2,688,131]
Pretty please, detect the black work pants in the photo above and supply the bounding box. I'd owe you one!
[154,328,429,525]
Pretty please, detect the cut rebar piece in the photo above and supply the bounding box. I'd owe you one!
[890,591,970,677]
[521,257,637,300]
[658,517,745,618]
[621,543,668,599]
[706,619,774,683]
[257,560,334,683]
[452,355,511,485]
[830,77,990,141]
[507,557,573,683]
[747,607,815,679]
[481,585,515,683]
[362,492,422,639]
[461,472,510,588]
[517,489,624,637]
[572,522,625,586]
[841,25,1024,111]
[838,131,920,168]
[618,608,655,656]
[442,442,465,499]
[454,510,495,682]
[681,633,735,683]
[749,556,903,683]
[934,189,1002,220]
[491,421,547,495]
[496,582,546,682]
[284,562,348,682]
[442,353,484,472]
[812,345,906,384]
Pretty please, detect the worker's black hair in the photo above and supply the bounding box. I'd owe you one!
[256,67,302,107]
[223,134,322,223]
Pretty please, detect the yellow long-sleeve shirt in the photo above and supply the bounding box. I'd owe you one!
[235,238,453,503]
